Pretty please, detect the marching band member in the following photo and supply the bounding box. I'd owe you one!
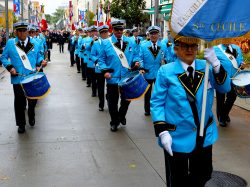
[130,27,143,54]
[214,44,245,127]
[99,20,141,132]
[79,27,92,86]
[161,31,177,63]
[86,26,99,96]
[151,37,231,186]
[78,28,87,79]
[90,25,109,111]
[72,28,81,73]
[139,26,167,116]
[0,22,47,134]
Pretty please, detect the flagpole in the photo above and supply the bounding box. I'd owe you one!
[5,0,9,41]
[199,60,209,137]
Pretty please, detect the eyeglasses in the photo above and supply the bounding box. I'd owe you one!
[176,43,198,51]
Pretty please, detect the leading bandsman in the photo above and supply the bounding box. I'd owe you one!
[99,20,141,132]
[150,36,231,186]
[0,22,47,134]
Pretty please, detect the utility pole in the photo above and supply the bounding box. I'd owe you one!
[21,0,24,21]
[154,0,159,26]
[5,0,9,40]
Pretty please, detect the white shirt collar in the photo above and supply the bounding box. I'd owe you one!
[19,37,29,47]
[181,60,195,76]
[151,41,157,49]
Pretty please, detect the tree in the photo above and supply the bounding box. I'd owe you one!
[110,0,150,28]
[51,8,65,24]
[85,11,95,26]
[45,14,52,24]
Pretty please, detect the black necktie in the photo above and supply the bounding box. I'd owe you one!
[21,41,25,50]
[187,66,194,87]
[153,43,157,52]
[117,39,121,49]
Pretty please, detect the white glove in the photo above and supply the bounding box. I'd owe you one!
[159,131,173,156]
[204,47,220,73]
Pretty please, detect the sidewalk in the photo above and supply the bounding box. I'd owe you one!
[0,46,249,186]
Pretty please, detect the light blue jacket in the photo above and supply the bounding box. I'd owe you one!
[214,44,243,78]
[99,35,141,84]
[130,36,144,54]
[79,36,92,65]
[71,36,79,55]
[161,38,177,63]
[90,39,103,73]
[1,37,44,84]
[151,59,231,153]
[139,40,166,80]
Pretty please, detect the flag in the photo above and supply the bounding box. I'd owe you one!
[40,5,45,14]
[13,0,21,16]
[40,13,48,31]
[98,4,104,26]
[69,1,73,21]
[171,0,250,44]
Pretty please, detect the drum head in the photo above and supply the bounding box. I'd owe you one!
[21,73,44,84]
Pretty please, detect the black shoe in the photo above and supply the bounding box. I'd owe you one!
[86,84,91,87]
[120,118,126,126]
[219,121,227,127]
[29,118,35,127]
[144,112,151,116]
[18,126,26,134]
[226,116,231,123]
[99,107,104,111]
[110,125,118,132]
[92,93,97,97]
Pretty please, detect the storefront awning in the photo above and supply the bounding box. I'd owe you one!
[144,4,172,15]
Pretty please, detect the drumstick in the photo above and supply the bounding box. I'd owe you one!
[232,64,242,78]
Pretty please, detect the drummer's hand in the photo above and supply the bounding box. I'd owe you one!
[41,60,47,68]
[140,70,145,74]
[134,62,140,68]
[104,72,111,79]
[240,62,247,70]
[9,68,17,76]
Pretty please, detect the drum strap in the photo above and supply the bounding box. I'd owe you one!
[15,42,34,71]
[108,38,130,69]
[218,44,238,69]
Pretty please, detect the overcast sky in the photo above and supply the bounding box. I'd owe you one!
[37,0,68,15]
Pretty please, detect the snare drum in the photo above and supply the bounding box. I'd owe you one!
[232,70,250,98]
[21,72,51,99]
[118,71,150,101]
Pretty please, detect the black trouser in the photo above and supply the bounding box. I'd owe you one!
[47,49,51,61]
[81,59,87,79]
[106,84,130,126]
[97,73,105,109]
[59,44,64,53]
[216,84,237,122]
[75,55,81,72]
[86,67,93,86]
[144,79,155,114]
[164,145,213,187]
[13,84,37,126]
[87,68,97,95]
[70,51,75,66]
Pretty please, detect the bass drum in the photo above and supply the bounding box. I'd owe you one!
[232,70,250,98]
